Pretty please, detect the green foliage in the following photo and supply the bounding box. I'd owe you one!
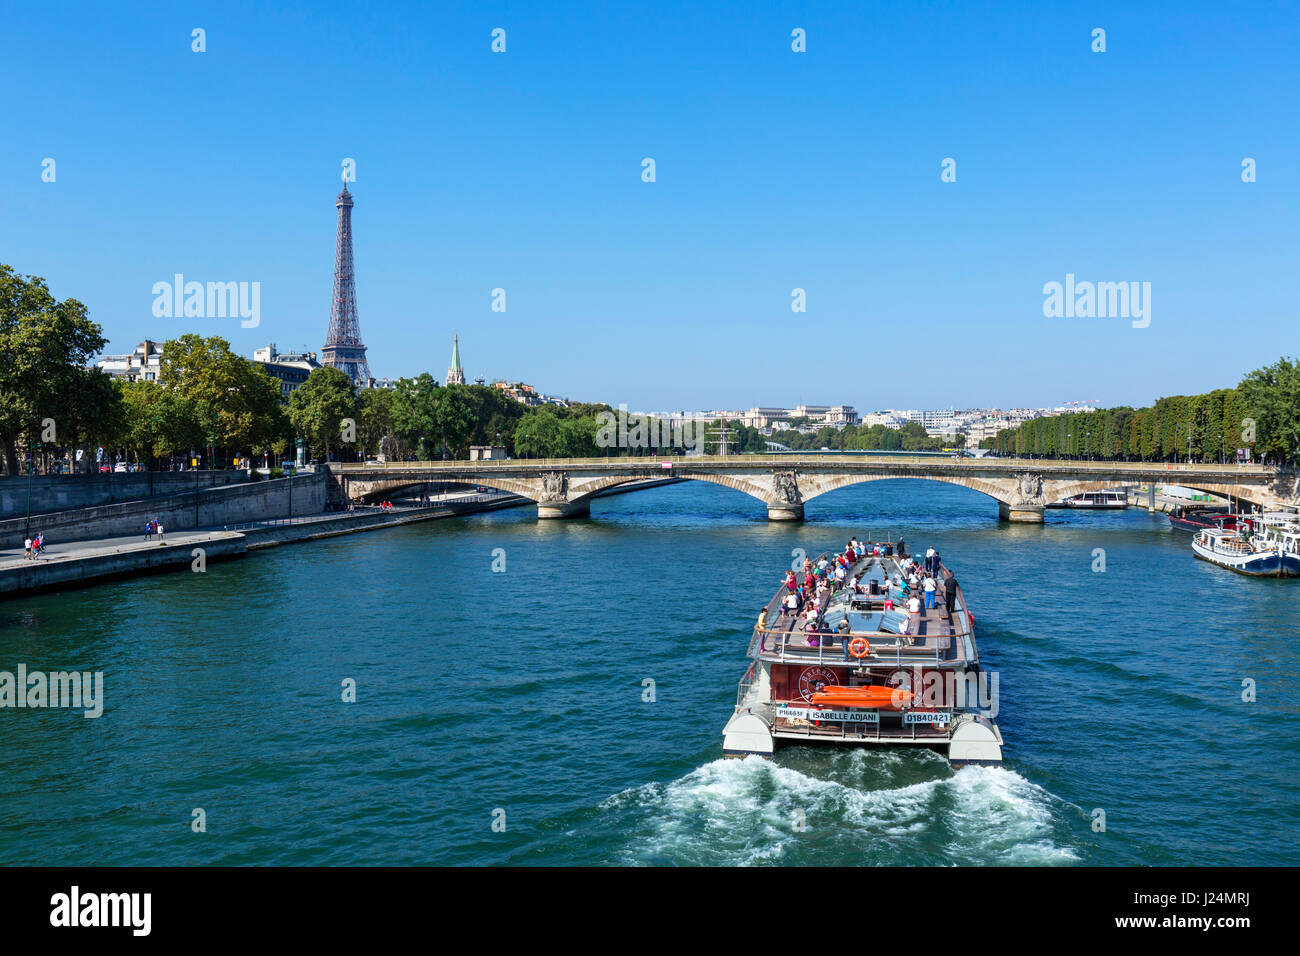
[159,333,289,456]
[989,366,1287,463]
[288,366,357,460]
[0,264,119,473]
[1239,357,1300,464]
[356,386,398,458]
[700,419,767,455]
[769,421,954,452]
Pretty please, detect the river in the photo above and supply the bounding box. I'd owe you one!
[1,480,1296,865]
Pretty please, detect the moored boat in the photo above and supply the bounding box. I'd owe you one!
[1191,527,1298,577]
[1169,506,1235,532]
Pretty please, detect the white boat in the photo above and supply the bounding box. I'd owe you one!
[1252,511,1300,576]
[1048,490,1128,509]
[1191,527,1297,577]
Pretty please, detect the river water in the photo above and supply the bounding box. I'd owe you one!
[1,481,1296,865]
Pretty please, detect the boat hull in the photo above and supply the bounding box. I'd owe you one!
[1191,542,1300,577]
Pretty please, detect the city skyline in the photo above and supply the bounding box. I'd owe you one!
[5,2,1296,411]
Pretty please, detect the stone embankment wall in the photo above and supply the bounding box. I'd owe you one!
[0,474,328,544]
[0,471,249,518]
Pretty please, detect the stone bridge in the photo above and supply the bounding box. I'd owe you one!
[329,456,1296,523]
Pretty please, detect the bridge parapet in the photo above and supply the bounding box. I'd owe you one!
[330,458,1292,523]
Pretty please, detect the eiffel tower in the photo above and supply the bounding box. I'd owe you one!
[321,181,371,383]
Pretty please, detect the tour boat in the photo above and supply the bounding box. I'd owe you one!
[1048,490,1128,509]
[1191,527,1297,577]
[721,544,1003,766]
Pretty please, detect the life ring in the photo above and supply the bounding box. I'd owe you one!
[848,637,871,659]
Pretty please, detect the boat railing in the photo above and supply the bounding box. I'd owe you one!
[747,624,964,666]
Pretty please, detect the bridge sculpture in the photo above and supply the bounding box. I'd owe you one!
[330,456,1297,524]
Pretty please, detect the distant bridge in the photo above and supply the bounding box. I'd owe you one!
[329,456,1297,523]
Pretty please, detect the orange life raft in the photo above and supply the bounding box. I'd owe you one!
[810,685,912,709]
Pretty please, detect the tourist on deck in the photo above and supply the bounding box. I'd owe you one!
[896,537,906,557]
[805,618,820,647]
[757,607,769,651]
[784,591,799,617]
[923,574,937,609]
[944,573,958,620]
[907,569,920,591]
[834,564,846,588]
[925,546,935,573]
[816,556,828,574]
[803,570,816,593]
[847,573,858,593]
[931,549,941,573]
[836,618,853,660]
[906,593,922,643]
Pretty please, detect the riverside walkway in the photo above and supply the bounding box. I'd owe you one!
[0,492,529,598]
[0,528,238,570]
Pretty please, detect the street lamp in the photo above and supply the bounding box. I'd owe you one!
[24,440,42,541]
[208,413,217,472]
[148,415,159,497]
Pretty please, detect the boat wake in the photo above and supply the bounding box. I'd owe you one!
[599,754,1081,866]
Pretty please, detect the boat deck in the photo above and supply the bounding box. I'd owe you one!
[751,551,976,667]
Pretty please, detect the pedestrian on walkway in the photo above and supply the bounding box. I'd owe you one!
[23,537,32,560]
[36,532,45,555]
[144,520,152,541]
[156,521,165,544]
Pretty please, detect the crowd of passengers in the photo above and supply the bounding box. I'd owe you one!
[756,538,960,657]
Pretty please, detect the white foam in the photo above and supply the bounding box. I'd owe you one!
[601,756,1080,866]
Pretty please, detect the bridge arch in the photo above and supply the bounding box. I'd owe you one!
[800,472,1019,507]
[1046,478,1266,508]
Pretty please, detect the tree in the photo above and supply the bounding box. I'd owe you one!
[288,367,357,461]
[434,386,477,458]
[514,407,567,458]
[159,333,288,459]
[115,380,193,464]
[356,387,398,459]
[1240,357,1300,464]
[392,373,441,458]
[0,265,117,473]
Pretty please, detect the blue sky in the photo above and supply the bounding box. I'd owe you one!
[3,1,1297,411]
